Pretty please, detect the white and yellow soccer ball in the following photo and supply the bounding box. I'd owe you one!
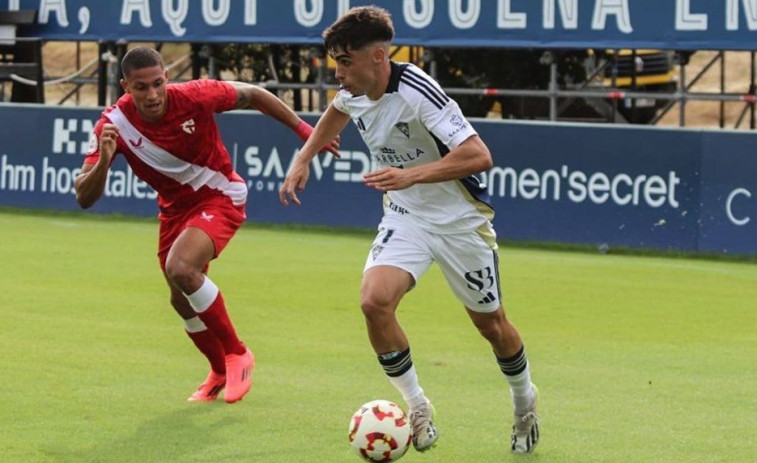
[348,399,412,462]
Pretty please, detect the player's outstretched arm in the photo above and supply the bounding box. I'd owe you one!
[228,81,340,156]
[75,123,118,208]
[279,104,351,206]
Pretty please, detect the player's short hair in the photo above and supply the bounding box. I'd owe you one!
[323,6,394,53]
[121,47,164,79]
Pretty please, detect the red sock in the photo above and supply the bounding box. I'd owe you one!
[197,291,246,356]
[185,329,226,374]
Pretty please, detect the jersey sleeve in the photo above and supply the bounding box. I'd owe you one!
[331,89,351,115]
[401,65,477,149]
[423,99,477,149]
[182,79,238,113]
[83,116,109,165]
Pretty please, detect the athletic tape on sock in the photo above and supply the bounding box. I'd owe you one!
[184,277,219,313]
[183,316,208,333]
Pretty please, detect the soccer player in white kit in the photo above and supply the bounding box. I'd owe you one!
[279,6,539,454]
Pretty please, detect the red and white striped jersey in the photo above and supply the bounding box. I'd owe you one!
[85,79,246,212]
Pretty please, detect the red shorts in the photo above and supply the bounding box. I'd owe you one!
[157,196,246,270]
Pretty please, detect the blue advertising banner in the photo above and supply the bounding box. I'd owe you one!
[698,132,757,255]
[474,122,704,251]
[5,0,757,50]
[1,104,756,254]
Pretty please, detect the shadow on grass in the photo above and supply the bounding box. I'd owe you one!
[46,404,281,462]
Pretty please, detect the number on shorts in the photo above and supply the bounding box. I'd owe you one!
[464,266,494,291]
[381,228,395,244]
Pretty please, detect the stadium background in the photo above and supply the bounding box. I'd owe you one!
[2,0,757,255]
[1,3,756,463]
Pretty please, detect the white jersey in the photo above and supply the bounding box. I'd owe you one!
[332,62,494,234]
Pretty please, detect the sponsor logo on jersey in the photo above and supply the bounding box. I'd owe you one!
[394,122,410,138]
[374,149,423,165]
[129,137,143,148]
[181,119,196,134]
[388,201,409,215]
[380,147,396,154]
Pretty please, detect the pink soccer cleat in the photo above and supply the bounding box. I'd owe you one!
[224,348,255,403]
[187,370,226,402]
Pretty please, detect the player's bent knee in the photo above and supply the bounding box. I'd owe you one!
[360,294,395,320]
[164,257,200,291]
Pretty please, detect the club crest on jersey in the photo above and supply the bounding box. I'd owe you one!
[394,122,410,138]
[181,118,196,134]
[129,137,143,148]
[200,211,214,222]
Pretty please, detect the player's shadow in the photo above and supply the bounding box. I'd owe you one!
[48,405,246,462]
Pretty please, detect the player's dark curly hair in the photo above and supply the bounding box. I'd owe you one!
[121,47,164,78]
[323,6,394,53]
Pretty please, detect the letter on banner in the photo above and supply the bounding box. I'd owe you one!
[726,188,751,226]
[338,0,351,17]
[676,0,707,31]
[726,0,757,30]
[39,0,69,26]
[592,0,633,33]
[203,0,230,26]
[404,0,434,29]
[449,0,480,29]
[245,0,257,25]
[121,0,153,27]
[295,0,323,27]
[498,0,526,29]
[544,0,578,29]
[163,0,189,36]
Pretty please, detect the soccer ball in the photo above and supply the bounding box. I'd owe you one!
[348,399,412,462]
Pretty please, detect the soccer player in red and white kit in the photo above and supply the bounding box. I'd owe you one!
[75,47,338,404]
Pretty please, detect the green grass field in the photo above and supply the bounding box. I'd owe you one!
[1,210,755,462]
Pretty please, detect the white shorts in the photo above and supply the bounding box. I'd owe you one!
[364,216,502,313]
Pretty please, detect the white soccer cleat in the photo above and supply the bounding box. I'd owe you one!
[511,383,540,454]
[410,399,439,451]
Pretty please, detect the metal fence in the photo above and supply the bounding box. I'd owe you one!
[2,41,755,130]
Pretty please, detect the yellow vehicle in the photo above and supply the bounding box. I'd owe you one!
[597,49,678,123]
[601,49,677,87]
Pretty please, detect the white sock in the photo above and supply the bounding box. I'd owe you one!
[496,346,535,414]
[378,348,428,410]
[507,367,535,414]
[388,366,427,410]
